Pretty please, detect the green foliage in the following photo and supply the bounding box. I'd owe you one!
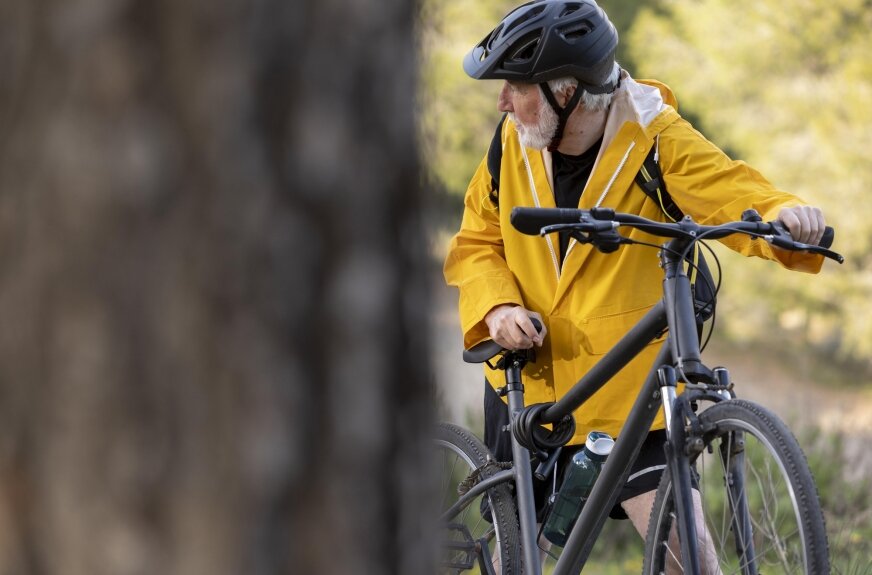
[417,0,513,198]
[629,0,872,371]
[800,427,872,573]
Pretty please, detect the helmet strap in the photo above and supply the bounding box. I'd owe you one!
[540,83,583,152]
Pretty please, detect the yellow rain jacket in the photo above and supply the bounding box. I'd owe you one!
[444,73,823,444]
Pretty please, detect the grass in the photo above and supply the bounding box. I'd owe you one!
[801,428,872,575]
[541,516,644,574]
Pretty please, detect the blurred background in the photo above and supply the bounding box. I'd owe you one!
[422,0,872,571]
[0,0,431,574]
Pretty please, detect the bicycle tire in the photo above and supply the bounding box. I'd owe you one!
[436,422,521,574]
[642,399,829,575]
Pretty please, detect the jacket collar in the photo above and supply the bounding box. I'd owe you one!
[534,73,680,306]
[541,72,674,175]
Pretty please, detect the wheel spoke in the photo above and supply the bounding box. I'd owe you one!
[643,401,827,575]
[435,425,520,573]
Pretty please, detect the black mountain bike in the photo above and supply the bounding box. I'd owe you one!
[436,207,842,575]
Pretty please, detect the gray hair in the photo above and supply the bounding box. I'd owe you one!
[546,63,621,112]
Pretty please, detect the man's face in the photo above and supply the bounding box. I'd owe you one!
[498,81,558,150]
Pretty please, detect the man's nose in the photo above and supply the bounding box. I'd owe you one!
[497,82,513,113]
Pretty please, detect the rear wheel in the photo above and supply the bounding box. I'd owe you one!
[436,422,521,574]
[643,399,829,574]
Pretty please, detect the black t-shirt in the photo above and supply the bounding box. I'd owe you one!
[552,138,602,262]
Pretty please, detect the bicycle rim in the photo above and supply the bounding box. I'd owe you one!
[644,400,829,575]
[436,423,520,574]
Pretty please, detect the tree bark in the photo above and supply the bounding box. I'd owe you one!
[0,0,429,574]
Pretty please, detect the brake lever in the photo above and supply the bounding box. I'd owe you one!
[764,234,844,263]
[812,246,844,264]
[540,220,624,253]
[539,219,617,236]
[767,221,844,263]
[540,223,590,235]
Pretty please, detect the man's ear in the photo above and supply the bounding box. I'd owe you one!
[557,84,577,108]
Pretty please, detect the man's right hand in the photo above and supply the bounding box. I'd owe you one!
[484,304,547,350]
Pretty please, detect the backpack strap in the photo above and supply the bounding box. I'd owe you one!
[635,142,716,323]
[486,114,507,207]
[634,144,684,222]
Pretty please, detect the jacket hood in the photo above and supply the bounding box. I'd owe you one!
[526,72,679,209]
[600,71,677,149]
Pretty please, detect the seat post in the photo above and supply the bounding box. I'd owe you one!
[502,352,543,575]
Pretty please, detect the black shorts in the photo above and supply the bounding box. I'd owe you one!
[483,381,667,520]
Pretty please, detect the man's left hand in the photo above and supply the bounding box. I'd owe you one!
[777,206,825,246]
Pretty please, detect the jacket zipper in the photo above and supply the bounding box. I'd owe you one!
[520,139,637,279]
[520,145,561,282]
[564,140,637,263]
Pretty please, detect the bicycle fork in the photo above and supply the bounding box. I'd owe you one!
[659,365,703,574]
[721,430,758,574]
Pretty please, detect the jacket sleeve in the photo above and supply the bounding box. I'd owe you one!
[443,155,525,348]
[659,119,823,274]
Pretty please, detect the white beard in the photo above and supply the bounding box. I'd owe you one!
[509,98,559,150]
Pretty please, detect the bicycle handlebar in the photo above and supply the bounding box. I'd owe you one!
[463,208,842,363]
[510,207,843,263]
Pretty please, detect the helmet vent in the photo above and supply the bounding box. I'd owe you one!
[485,24,505,53]
[559,3,583,17]
[507,31,541,63]
[503,4,547,36]
[560,20,594,42]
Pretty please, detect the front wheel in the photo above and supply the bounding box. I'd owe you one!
[643,399,829,574]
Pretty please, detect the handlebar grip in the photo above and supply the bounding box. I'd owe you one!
[511,207,583,235]
[821,226,835,249]
[771,222,835,249]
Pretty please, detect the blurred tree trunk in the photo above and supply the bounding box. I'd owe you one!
[0,0,430,574]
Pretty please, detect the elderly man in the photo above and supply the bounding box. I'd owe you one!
[444,0,825,571]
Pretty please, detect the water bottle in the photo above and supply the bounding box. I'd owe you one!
[541,431,614,547]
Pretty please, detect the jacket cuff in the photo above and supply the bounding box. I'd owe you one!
[458,270,524,348]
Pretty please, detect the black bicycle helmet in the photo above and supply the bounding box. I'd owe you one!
[464,0,619,150]
[463,0,619,94]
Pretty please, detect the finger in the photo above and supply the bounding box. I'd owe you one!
[778,207,808,243]
[794,208,813,243]
[504,308,532,349]
[491,314,530,350]
[799,207,816,244]
[527,312,547,346]
[516,311,542,347]
[809,207,825,246]
[778,208,800,238]
[799,206,820,245]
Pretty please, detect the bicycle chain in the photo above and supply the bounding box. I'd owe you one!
[457,460,513,496]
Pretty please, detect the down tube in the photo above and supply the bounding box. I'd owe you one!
[552,342,673,575]
[541,301,668,424]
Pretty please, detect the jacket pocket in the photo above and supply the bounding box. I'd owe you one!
[579,304,666,356]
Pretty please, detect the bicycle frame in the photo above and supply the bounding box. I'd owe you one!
[542,235,714,575]
[442,235,731,575]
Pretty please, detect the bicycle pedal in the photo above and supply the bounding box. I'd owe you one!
[440,523,477,571]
